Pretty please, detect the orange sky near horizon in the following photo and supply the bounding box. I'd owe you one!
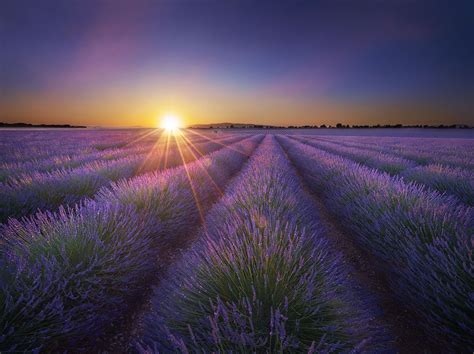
[1,90,469,128]
[2,1,472,128]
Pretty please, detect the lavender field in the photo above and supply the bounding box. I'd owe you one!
[0,129,473,353]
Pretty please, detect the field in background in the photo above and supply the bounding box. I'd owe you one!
[234,127,474,139]
[0,128,472,352]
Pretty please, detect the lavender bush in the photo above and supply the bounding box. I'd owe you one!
[278,135,474,350]
[314,135,474,170]
[139,136,382,352]
[1,202,154,351]
[0,135,262,351]
[0,129,147,164]
[0,129,231,183]
[1,129,471,352]
[292,136,416,174]
[294,136,474,206]
[0,134,247,223]
[401,163,474,205]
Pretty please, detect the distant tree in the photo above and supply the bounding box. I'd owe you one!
[336,123,343,128]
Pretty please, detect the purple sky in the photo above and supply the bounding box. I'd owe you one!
[1,0,473,127]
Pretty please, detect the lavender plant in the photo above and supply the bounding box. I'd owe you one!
[401,163,474,205]
[292,136,416,174]
[140,136,381,352]
[314,135,474,171]
[278,135,474,350]
[1,202,154,351]
[294,136,474,206]
[0,134,248,223]
[0,135,262,351]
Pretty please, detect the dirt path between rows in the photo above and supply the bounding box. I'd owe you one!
[98,135,443,353]
[93,139,263,353]
[281,143,443,354]
[95,236,195,353]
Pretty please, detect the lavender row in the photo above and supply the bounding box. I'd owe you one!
[0,142,153,183]
[0,129,152,164]
[0,130,162,181]
[292,136,416,174]
[293,136,474,206]
[0,132,228,183]
[0,130,224,182]
[315,135,474,155]
[337,136,474,157]
[0,134,248,223]
[0,135,262,352]
[278,135,473,350]
[139,136,382,352]
[314,135,474,170]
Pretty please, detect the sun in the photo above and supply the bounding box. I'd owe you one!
[160,114,181,132]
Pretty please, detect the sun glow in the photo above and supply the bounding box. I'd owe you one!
[160,114,181,132]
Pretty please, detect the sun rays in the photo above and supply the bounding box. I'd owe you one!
[136,128,247,230]
[131,124,257,238]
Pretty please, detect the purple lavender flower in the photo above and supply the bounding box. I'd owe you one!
[278,135,474,350]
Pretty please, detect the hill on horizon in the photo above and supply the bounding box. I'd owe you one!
[188,122,282,129]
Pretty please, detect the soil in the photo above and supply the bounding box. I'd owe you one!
[89,141,260,353]
[284,147,446,354]
[97,235,197,353]
[85,136,446,353]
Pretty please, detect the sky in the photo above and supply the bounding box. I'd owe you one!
[1,0,473,127]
